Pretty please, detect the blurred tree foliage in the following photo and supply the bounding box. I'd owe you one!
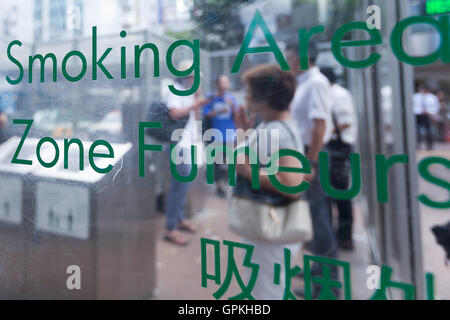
[165,29,195,41]
[191,0,255,50]
[325,0,358,37]
[293,0,358,39]
[188,0,358,50]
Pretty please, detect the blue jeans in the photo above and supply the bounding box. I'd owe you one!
[165,146,192,231]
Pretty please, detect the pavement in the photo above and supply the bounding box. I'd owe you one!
[152,144,450,300]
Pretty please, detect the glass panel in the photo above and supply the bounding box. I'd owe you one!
[0,0,448,301]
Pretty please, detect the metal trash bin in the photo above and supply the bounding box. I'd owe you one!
[0,137,53,299]
[24,140,157,299]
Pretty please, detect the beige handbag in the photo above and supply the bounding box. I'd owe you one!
[228,121,313,244]
[229,196,312,244]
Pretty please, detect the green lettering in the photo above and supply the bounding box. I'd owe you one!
[29,53,57,83]
[135,43,160,78]
[319,152,361,200]
[391,15,449,65]
[231,10,289,73]
[11,119,33,166]
[89,140,114,174]
[268,149,311,194]
[206,144,235,185]
[417,156,450,209]
[139,122,163,177]
[92,26,114,80]
[36,137,59,168]
[166,39,200,96]
[201,238,221,288]
[62,50,87,82]
[376,154,408,203]
[6,40,24,85]
[299,25,325,70]
[169,144,198,183]
[331,21,382,68]
[64,138,84,171]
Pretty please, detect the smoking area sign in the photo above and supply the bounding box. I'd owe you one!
[35,182,90,240]
[0,176,22,225]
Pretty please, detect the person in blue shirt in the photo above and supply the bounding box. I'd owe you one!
[203,75,239,198]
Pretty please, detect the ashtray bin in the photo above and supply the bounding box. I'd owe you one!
[0,137,53,298]
[25,140,157,299]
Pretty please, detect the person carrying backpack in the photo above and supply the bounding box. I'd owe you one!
[163,60,209,246]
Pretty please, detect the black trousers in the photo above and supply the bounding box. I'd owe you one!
[416,114,434,150]
[326,141,354,243]
[304,145,339,298]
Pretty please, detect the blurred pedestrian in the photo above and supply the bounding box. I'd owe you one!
[321,67,357,251]
[413,84,440,150]
[432,89,447,142]
[286,43,339,299]
[203,75,239,198]
[232,64,307,300]
[164,60,209,246]
[0,94,9,144]
[0,110,7,144]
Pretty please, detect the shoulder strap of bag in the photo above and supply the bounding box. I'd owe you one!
[277,120,299,150]
[332,111,344,144]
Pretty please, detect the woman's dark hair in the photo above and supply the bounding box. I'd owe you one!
[242,64,296,111]
[321,67,336,84]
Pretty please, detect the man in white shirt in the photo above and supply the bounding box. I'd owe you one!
[413,84,440,150]
[286,44,338,299]
[322,67,357,251]
[164,60,209,246]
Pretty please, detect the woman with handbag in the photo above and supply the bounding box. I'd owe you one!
[230,64,312,300]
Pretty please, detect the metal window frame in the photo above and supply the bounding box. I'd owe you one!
[351,0,424,299]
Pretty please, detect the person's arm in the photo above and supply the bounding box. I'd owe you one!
[304,80,332,180]
[205,109,218,118]
[332,124,351,134]
[430,95,441,116]
[236,154,304,201]
[307,119,326,162]
[332,92,355,134]
[169,105,194,119]
[169,96,209,120]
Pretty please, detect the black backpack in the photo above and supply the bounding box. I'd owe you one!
[145,101,189,143]
[432,222,450,263]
